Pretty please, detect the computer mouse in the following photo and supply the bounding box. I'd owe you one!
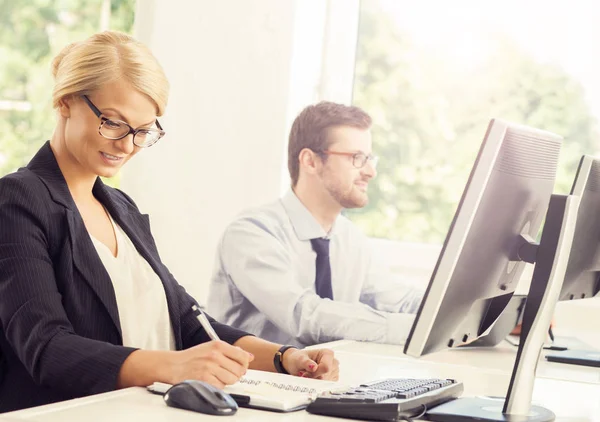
[164,380,238,416]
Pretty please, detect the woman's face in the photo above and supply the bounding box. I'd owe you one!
[58,79,159,178]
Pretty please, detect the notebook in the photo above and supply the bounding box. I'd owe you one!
[147,369,343,412]
[545,349,600,368]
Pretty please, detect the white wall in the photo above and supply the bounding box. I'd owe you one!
[124,0,359,304]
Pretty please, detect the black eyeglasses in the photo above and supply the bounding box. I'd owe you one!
[82,95,165,148]
[318,150,379,169]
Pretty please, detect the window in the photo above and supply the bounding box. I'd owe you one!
[0,0,136,185]
[348,0,600,247]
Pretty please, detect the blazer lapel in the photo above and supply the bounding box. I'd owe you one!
[65,208,122,337]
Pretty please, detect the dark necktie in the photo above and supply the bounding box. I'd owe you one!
[310,237,333,300]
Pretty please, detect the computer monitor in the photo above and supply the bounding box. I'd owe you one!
[404,118,562,357]
[404,118,580,421]
[560,155,600,301]
[543,155,600,368]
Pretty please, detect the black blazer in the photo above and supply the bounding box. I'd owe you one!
[0,142,248,412]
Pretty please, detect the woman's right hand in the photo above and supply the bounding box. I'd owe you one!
[169,340,254,388]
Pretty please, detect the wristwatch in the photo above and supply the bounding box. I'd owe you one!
[273,345,297,374]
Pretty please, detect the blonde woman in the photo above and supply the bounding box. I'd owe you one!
[0,31,338,412]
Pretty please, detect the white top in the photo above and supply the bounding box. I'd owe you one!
[207,190,423,347]
[90,213,175,351]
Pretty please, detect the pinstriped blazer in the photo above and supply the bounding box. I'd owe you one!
[0,142,249,412]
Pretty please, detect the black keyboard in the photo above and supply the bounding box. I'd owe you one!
[306,377,463,421]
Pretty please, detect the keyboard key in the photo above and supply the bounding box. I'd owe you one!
[396,392,415,399]
[339,398,367,403]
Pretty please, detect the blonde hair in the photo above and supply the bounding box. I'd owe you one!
[51,31,169,116]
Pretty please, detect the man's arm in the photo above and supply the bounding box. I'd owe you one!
[220,217,413,346]
[359,271,424,314]
[358,236,425,314]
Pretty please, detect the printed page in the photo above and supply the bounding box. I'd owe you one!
[224,369,343,411]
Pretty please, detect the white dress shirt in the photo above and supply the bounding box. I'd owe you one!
[207,190,422,348]
[90,213,175,351]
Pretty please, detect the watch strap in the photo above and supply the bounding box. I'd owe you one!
[273,345,297,374]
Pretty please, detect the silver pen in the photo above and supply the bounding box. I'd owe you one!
[192,305,220,341]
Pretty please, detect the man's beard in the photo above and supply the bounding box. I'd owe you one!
[322,176,369,209]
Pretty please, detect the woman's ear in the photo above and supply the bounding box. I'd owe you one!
[57,97,72,118]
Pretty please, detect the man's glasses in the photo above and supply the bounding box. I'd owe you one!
[319,150,379,169]
[82,95,165,148]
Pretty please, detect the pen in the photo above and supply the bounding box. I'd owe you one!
[192,304,220,341]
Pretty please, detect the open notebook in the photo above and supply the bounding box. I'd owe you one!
[147,369,343,412]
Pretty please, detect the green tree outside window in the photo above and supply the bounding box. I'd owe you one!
[348,0,599,244]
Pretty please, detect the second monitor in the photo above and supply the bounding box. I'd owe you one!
[560,154,600,301]
[545,154,600,368]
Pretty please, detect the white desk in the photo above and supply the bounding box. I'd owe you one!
[3,349,600,422]
[313,298,600,385]
[318,338,600,385]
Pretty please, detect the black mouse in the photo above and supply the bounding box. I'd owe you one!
[164,380,238,416]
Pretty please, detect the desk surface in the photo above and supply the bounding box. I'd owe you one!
[318,338,600,385]
[3,349,600,422]
[314,298,600,385]
[3,300,598,421]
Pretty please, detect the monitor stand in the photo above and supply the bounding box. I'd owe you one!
[425,194,580,422]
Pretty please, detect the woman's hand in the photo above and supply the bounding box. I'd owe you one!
[169,340,254,388]
[282,348,339,380]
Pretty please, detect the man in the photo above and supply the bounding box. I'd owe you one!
[207,102,422,347]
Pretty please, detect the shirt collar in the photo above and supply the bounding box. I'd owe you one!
[281,189,341,241]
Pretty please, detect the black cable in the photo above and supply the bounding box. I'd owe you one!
[398,404,427,422]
